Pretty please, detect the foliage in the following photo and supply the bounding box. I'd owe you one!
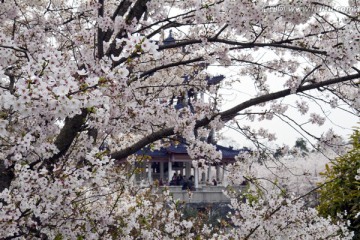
[317,129,360,238]
[0,0,358,238]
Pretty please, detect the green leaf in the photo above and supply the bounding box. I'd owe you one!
[54,234,63,240]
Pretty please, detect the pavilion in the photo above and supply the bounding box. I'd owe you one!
[133,141,247,189]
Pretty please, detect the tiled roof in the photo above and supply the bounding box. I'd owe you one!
[136,142,247,160]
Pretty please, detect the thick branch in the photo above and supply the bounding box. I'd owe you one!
[0,160,14,192]
[110,127,174,159]
[112,0,133,20]
[4,68,17,94]
[52,109,88,160]
[103,0,133,42]
[0,109,87,205]
[105,0,149,56]
[219,73,360,121]
[110,72,360,160]
[127,0,148,22]
[97,0,105,59]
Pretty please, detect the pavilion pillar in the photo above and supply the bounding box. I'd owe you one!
[194,167,199,189]
[147,162,152,184]
[142,162,146,181]
[160,162,164,180]
[185,162,191,179]
[168,159,172,183]
[222,164,226,184]
[216,164,220,181]
[201,171,206,182]
[207,163,211,181]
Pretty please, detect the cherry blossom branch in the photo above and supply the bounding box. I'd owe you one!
[312,2,360,21]
[290,178,335,204]
[231,58,294,77]
[243,203,284,239]
[111,72,360,160]
[213,24,228,39]
[322,86,360,113]
[139,57,203,78]
[105,0,149,56]
[135,0,225,37]
[226,40,327,55]
[300,65,322,85]
[0,45,29,61]
[219,72,360,121]
[157,38,328,55]
[299,92,357,116]
[274,113,319,148]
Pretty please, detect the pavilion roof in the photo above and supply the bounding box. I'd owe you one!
[136,142,247,162]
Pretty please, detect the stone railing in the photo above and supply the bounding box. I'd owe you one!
[166,185,245,204]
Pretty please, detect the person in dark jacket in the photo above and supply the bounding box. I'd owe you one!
[212,178,217,186]
[177,173,184,185]
[170,173,177,186]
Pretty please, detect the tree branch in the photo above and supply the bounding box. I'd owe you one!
[157,38,328,55]
[139,57,203,78]
[110,127,174,159]
[0,160,14,192]
[51,109,88,162]
[110,72,360,160]
[105,0,149,56]
[112,0,133,20]
[0,109,88,192]
[219,73,360,121]
[97,0,105,59]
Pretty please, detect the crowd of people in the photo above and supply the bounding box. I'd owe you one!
[169,173,184,186]
[158,173,218,191]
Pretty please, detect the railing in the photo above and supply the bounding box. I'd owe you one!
[166,185,245,204]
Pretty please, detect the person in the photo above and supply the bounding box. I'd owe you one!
[170,173,177,186]
[187,175,195,191]
[182,179,188,190]
[213,179,217,186]
[177,173,184,186]
[206,179,211,186]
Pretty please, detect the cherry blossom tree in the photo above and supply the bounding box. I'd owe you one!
[0,0,359,238]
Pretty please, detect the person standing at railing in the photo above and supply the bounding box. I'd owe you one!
[177,173,184,186]
[170,173,178,186]
[213,179,217,186]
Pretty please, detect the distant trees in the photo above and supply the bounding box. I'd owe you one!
[273,138,310,159]
[294,138,309,155]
